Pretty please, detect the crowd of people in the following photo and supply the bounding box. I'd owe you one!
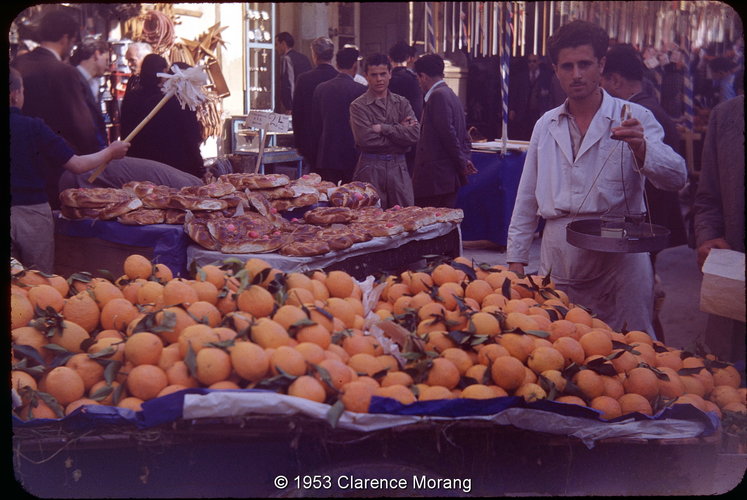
[9,11,744,363]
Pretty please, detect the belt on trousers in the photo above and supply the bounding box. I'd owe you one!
[360,152,405,161]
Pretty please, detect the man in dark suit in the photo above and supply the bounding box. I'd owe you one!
[292,37,338,172]
[311,47,367,184]
[389,41,423,176]
[12,9,202,208]
[275,32,312,113]
[508,54,555,141]
[412,54,476,208]
[70,37,110,151]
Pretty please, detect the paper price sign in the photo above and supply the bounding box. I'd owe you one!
[246,111,291,133]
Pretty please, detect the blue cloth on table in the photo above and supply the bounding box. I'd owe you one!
[456,150,526,246]
[54,214,191,277]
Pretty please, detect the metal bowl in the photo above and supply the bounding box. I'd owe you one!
[566,219,671,253]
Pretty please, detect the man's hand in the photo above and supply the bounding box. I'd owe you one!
[611,117,646,164]
[508,262,526,276]
[372,124,382,134]
[462,160,478,175]
[401,116,418,127]
[697,237,731,270]
[108,140,130,160]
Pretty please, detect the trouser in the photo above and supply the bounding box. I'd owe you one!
[11,202,55,274]
[59,156,202,193]
[353,153,414,209]
[540,217,655,336]
[415,192,458,209]
[316,168,353,186]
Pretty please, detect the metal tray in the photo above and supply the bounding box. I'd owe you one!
[566,219,670,253]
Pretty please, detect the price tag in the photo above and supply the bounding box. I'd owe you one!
[246,111,290,133]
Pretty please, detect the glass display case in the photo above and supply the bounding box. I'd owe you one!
[244,2,275,113]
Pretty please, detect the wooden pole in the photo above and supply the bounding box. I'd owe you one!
[87,90,175,183]
[254,127,269,173]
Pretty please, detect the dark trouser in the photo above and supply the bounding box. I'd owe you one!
[353,153,414,209]
[11,202,55,274]
[415,192,458,209]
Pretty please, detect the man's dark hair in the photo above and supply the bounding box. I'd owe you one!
[140,53,169,89]
[37,9,80,43]
[364,53,391,73]
[547,20,609,65]
[336,47,360,70]
[276,32,295,48]
[602,43,644,81]
[389,41,414,63]
[9,66,23,92]
[413,53,444,78]
[70,37,109,66]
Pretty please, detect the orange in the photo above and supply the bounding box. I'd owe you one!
[514,382,547,402]
[195,264,227,289]
[710,385,742,409]
[469,311,501,337]
[65,398,101,416]
[295,342,327,365]
[418,385,454,401]
[437,282,464,311]
[178,324,220,357]
[490,355,526,391]
[555,395,587,406]
[591,395,623,419]
[166,360,199,388]
[310,279,330,301]
[65,353,105,391]
[504,312,540,332]
[523,366,538,385]
[579,330,613,358]
[287,375,327,403]
[195,347,232,386]
[374,384,416,405]
[565,306,593,327]
[126,364,168,401]
[601,375,625,399]
[87,380,124,405]
[11,370,38,392]
[540,369,567,392]
[124,332,164,366]
[610,349,639,374]
[152,263,173,283]
[61,292,100,333]
[342,332,376,356]
[426,357,461,389]
[527,346,565,374]
[377,354,400,373]
[553,336,586,367]
[476,343,510,365]
[27,284,65,313]
[49,320,91,354]
[163,279,199,307]
[496,333,532,363]
[325,297,356,329]
[440,347,474,375]
[403,271,434,295]
[117,397,144,412]
[123,254,153,280]
[348,353,386,377]
[272,304,308,331]
[87,336,125,362]
[157,384,190,398]
[42,366,85,406]
[656,366,685,399]
[12,326,50,359]
[340,380,375,413]
[711,365,742,389]
[431,264,460,286]
[269,345,307,377]
[315,358,353,393]
[100,297,139,331]
[680,375,707,397]
[152,306,198,345]
[229,341,270,382]
[135,281,164,308]
[190,280,219,305]
[10,293,35,330]
[624,330,654,346]
[187,301,222,327]
[250,318,292,349]
[572,369,605,399]
[236,284,276,318]
[618,392,653,416]
[462,384,507,399]
[325,270,356,298]
[465,279,494,305]
[243,258,273,286]
[380,371,414,387]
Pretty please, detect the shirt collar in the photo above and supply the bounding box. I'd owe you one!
[424,79,446,102]
[360,89,391,105]
[39,45,62,61]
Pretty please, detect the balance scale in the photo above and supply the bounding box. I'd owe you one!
[565,104,671,254]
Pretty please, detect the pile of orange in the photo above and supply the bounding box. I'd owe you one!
[10,254,746,424]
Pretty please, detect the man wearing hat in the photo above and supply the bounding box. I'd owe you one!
[291,36,338,173]
[311,46,367,184]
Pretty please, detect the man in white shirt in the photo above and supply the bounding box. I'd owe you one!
[506,21,687,336]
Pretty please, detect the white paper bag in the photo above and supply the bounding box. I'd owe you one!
[700,249,746,322]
